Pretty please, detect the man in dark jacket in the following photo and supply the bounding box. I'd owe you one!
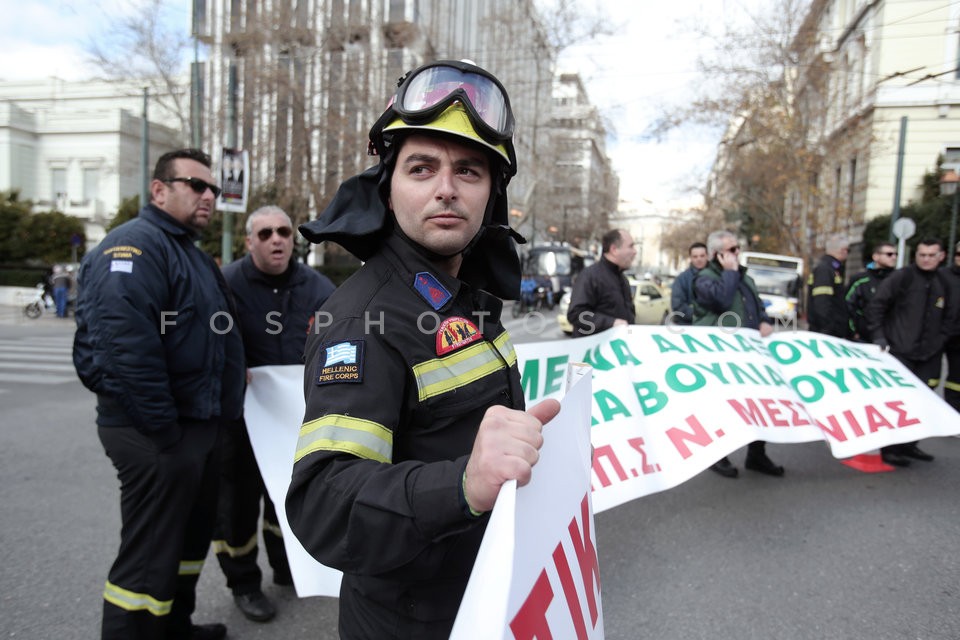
[865,237,951,466]
[214,205,335,622]
[285,60,560,639]
[73,149,244,640]
[693,230,784,479]
[567,228,637,336]
[807,233,849,336]
[945,242,960,413]
[844,241,897,341]
[670,241,707,324]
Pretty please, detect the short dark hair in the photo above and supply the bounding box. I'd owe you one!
[689,242,707,254]
[153,149,212,181]
[871,241,895,254]
[602,229,625,254]
[917,237,944,251]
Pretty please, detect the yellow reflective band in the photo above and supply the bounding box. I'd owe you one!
[945,380,960,392]
[926,378,940,389]
[263,521,283,538]
[811,286,834,296]
[493,331,517,367]
[212,533,258,558]
[179,559,204,576]
[103,580,172,617]
[295,414,393,463]
[414,340,507,401]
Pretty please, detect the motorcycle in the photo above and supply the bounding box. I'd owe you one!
[23,284,54,319]
[511,285,554,317]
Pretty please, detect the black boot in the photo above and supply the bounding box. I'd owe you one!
[710,456,738,478]
[744,442,784,476]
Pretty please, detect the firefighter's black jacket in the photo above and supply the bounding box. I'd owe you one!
[286,231,524,634]
[807,253,847,336]
[73,204,245,449]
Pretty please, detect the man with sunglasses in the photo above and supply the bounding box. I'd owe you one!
[866,238,953,466]
[74,149,244,640]
[693,229,784,478]
[844,241,897,341]
[806,234,850,337]
[214,205,334,622]
[285,60,560,639]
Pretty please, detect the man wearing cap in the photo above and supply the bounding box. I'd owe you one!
[285,60,560,639]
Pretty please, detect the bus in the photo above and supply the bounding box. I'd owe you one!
[739,251,804,324]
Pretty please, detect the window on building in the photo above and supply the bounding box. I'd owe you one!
[83,168,100,204]
[51,168,67,202]
[848,157,857,214]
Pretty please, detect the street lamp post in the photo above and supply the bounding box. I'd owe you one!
[940,169,959,255]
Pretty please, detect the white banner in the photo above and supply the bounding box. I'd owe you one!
[451,364,602,640]
[514,326,960,512]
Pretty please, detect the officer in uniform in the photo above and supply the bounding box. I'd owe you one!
[74,149,244,640]
[285,60,561,639]
[807,233,849,336]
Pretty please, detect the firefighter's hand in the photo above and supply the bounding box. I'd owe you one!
[463,399,561,514]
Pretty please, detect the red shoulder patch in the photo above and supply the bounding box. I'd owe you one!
[436,316,482,355]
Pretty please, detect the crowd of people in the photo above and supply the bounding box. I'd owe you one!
[67,55,958,640]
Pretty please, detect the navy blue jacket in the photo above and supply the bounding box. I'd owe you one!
[221,255,335,367]
[73,204,245,449]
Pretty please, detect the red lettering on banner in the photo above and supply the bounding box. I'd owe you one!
[865,404,895,432]
[510,570,554,640]
[591,444,628,488]
[665,415,712,459]
[817,415,848,442]
[626,437,658,475]
[509,494,602,640]
[728,398,813,428]
[886,400,920,427]
[841,410,865,437]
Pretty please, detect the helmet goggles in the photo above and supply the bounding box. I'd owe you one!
[390,60,514,145]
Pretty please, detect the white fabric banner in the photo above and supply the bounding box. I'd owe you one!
[450,364,602,640]
[243,365,342,598]
[513,325,960,513]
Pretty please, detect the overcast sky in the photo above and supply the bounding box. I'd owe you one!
[0,0,764,212]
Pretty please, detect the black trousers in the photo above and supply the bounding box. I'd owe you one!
[98,421,221,640]
[882,353,942,455]
[213,419,289,594]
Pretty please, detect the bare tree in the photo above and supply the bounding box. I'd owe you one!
[85,0,192,138]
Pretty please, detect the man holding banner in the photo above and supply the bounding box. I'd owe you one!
[694,229,785,478]
[286,60,560,639]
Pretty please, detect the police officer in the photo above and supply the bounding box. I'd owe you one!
[214,205,335,622]
[807,233,849,336]
[73,149,244,640]
[285,60,561,639]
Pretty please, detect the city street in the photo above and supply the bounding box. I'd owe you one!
[1,313,958,639]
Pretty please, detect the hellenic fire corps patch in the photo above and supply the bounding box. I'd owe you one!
[414,272,452,310]
[436,316,482,355]
[315,339,364,385]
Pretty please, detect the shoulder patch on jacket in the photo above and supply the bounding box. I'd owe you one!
[436,316,481,355]
[103,245,144,274]
[315,339,364,385]
[414,272,451,310]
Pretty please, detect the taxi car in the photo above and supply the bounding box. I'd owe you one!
[557,277,672,334]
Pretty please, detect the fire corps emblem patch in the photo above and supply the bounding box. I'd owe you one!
[315,339,364,385]
[414,272,452,310]
[436,316,481,355]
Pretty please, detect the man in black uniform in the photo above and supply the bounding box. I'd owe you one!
[944,242,960,412]
[807,233,849,336]
[566,228,637,336]
[285,60,561,639]
[73,149,244,640]
[844,241,897,341]
[865,238,951,466]
[214,205,335,622]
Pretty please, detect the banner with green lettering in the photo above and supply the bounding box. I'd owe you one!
[515,326,960,513]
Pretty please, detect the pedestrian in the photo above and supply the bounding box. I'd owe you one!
[51,263,71,317]
[844,241,897,341]
[944,242,960,413]
[285,59,561,639]
[73,148,244,640]
[670,241,707,324]
[566,228,637,336]
[807,233,849,336]
[214,205,335,622]
[865,237,952,466]
[693,230,784,478]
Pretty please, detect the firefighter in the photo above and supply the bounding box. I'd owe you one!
[285,59,560,639]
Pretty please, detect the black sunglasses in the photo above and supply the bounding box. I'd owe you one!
[163,177,222,198]
[256,226,293,241]
[879,251,897,256]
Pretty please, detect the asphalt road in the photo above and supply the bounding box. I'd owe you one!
[2,314,959,639]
